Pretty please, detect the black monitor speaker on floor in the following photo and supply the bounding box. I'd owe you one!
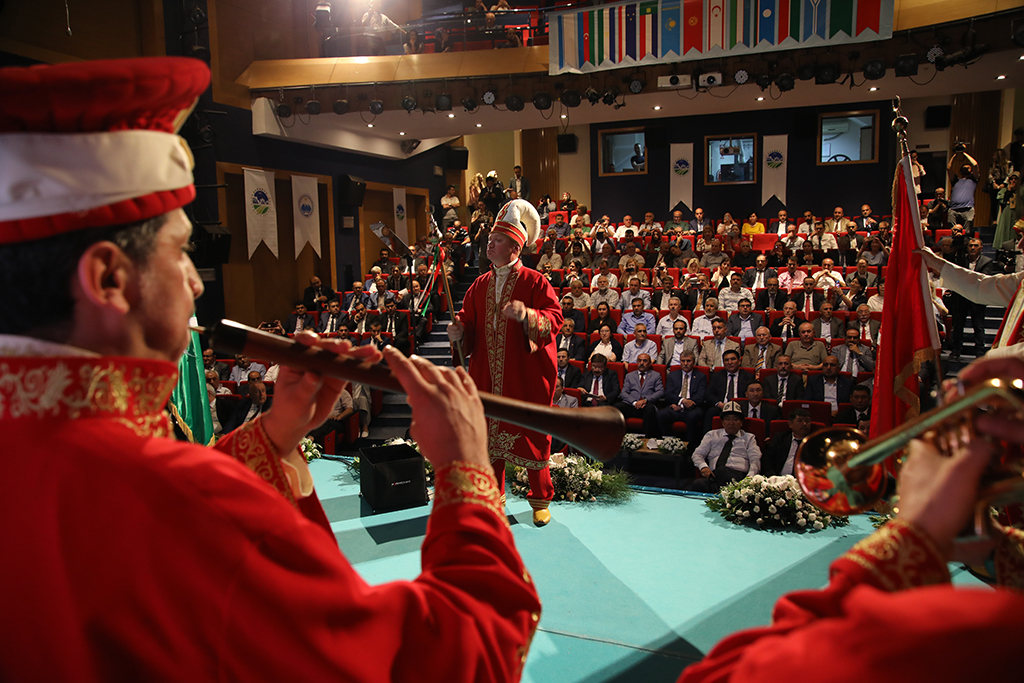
[557,134,578,153]
[338,174,366,206]
[359,444,429,513]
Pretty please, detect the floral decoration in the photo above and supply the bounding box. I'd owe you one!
[506,452,634,503]
[706,474,849,531]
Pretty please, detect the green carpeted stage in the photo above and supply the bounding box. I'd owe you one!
[312,459,986,682]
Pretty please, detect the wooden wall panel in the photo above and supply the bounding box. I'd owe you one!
[949,90,1001,227]
[522,128,560,208]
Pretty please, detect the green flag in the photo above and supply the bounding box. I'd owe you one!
[829,0,854,37]
[170,321,215,445]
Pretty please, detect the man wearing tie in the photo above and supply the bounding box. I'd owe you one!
[834,385,873,425]
[222,381,272,433]
[744,381,779,423]
[761,408,813,476]
[760,355,803,404]
[754,277,787,313]
[740,326,781,371]
[688,402,761,493]
[657,351,707,443]
[791,278,825,319]
[770,301,805,342]
[375,299,410,352]
[742,255,777,291]
[578,354,620,407]
[658,319,700,367]
[804,356,854,415]
[847,304,880,346]
[833,328,875,378]
[704,349,751,431]
[697,319,740,369]
[318,300,346,335]
[812,301,845,343]
[949,237,993,360]
[725,299,764,340]
[615,354,664,436]
[555,349,583,389]
[555,318,586,361]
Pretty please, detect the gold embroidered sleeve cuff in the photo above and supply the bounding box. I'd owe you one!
[836,519,950,592]
[215,417,298,508]
[433,461,507,525]
[522,307,552,347]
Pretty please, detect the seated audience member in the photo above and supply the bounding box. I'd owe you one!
[658,319,700,367]
[656,350,706,440]
[778,257,809,295]
[343,303,371,334]
[700,239,730,268]
[697,320,740,369]
[555,349,583,389]
[306,389,355,449]
[589,226,615,255]
[560,296,586,333]
[319,300,347,334]
[285,302,317,334]
[618,299,656,335]
[834,385,873,425]
[206,384,224,436]
[617,242,641,271]
[774,209,795,235]
[615,353,664,436]
[791,277,825,319]
[717,213,739,236]
[375,299,410,350]
[228,354,267,383]
[780,225,805,251]
[622,258,648,286]
[742,213,766,235]
[555,318,586,361]
[691,298,722,337]
[771,301,806,341]
[743,255,777,290]
[688,207,712,234]
[618,278,652,311]
[622,323,659,364]
[709,260,733,292]
[637,211,661,233]
[797,210,815,233]
[566,279,591,309]
[672,241,700,268]
[536,242,562,270]
[741,326,781,370]
[343,281,374,312]
[847,258,878,287]
[679,275,706,312]
[785,322,829,372]
[824,206,855,232]
[731,239,757,269]
[755,277,788,313]
[867,280,885,312]
[553,377,579,410]
[813,258,844,289]
[584,305,613,336]
[761,408,813,476]
[569,205,591,231]
[848,304,880,345]
[834,327,876,378]
[203,347,230,381]
[587,323,622,363]
[812,301,844,343]
[838,223,867,267]
[651,276,680,311]
[206,370,231,396]
[656,296,688,337]
[766,241,790,270]
[804,355,854,414]
[725,299,763,339]
[303,275,338,311]
[578,353,620,406]
[808,220,839,251]
[761,355,803,404]
[744,381,779,422]
[551,213,570,239]
[647,240,674,269]
[223,381,272,434]
[718,272,755,312]
[798,240,822,267]
[703,349,751,428]
[590,276,620,312]
[566,242,592,270]
[257,319,286,336]
[361,321,391,353]
[370,276,395,308]
[664,209,685,233]
[688,402,762,493]
[860,236,889,266]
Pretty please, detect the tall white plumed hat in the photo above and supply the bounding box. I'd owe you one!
[492,198,541,248]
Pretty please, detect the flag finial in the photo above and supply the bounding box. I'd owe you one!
[891,96,910,157]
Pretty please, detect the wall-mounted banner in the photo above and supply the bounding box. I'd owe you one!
[549,0,893,75]
[669,143,694,213]
[393,188,409,247]
[243,167,278,259]
[761,135,788,207]
[292,175,321,259]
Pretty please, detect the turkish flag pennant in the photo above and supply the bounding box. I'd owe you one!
[870,156,942,453]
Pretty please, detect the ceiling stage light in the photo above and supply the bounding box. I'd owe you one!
[560,89,581,107]
[401,96,417,112]
[462,96,478,112]
[276,103,292,118]
[895,54,918,77]
[533,92,552,110]
[733,69,749,85]
[585,86,600,104]
[775,73,795,92]
[815,64,839,84]
[305,100,321,115]
[601,87,620,105]
[482,90,497,105]
[862,58,886,80]
[369,99,384,115]
[629,78,645,94]
[333,99,349,114]
[506,94,525,111]
[436,93,452,111]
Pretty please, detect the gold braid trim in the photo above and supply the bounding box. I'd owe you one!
[433,461,507,526]
[839,519,950,592]
[991,522,1024,592]
[217,417,298,508]
[523,307,552,351]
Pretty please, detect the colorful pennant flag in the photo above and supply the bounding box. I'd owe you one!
[803,0,826,40]
[661,0,681,57]
[685,0,705,54]
[625,4,638,60]
[829,0,854,37]
[707,0,725,49]
[640,1,659,58]
[757,0,776,45]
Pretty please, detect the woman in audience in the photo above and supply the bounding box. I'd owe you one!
[403,29,424,54]
[993,172,1024,249]
[587,323,622,362]
[867,280,885,312]
[720,222,744,254]
[536,193,556,222]
[695,225,717,253]
[799,240,821,267]
[710,258,733,290]
[559,192,578,213]
[504,27,523,47]
[564,260,585,285]
[844,276,869,310]
[987,148,1011,225]
[766,240,789,268]
[469,172,485,206]
[860,237,889,266]
[717,212,738,235]
[623,257,647,285]
[681,258,702,286]
[742,212,766,235]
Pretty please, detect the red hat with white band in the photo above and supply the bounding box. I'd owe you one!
[0,57,210,245]
[491,198,542,248]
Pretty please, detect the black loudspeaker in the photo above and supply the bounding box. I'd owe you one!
[644,126,669,149]
[446,145,469,169]
[338,174,366,206]
[556,133,578,153]
[359,444,429,513]
[924,105,952,130]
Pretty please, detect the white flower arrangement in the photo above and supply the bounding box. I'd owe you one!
[706,474,849,532]
[621,433,647,451]
[657,437,688,455]
[299,437,323,463]
[506,452,633,503]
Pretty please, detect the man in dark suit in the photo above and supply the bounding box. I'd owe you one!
[508,165,530,202]
[657,350,707,442]
[789,277,824,319]
[615,353,665,436]
[725,300,764,338]
[704,349,751,431]
[202,347,230,381]
[762,408,813,476]
[222,381,272,434]
[360,321,392,354]
[650,276,683,310]
[689,207,713,234]
[769,300,805,341]
[949,237,995,359]
[556,349,583,389]
[834,385,873,426]
[342,282,374,312]
[555,318,587,361]
[303,275,338,312]
[743,381,779,423]
[371,247,395,272]
[578,353,620,407]
[755,277,788,313]
[812,301,845,341]
[760,355,804,404]
[560,296,586,333]
[847,304,880,346]
[742,255,778,291]
[804,355,854,415]
[374,298,409,352]
[284,302,317,334]
[318,300,347,335]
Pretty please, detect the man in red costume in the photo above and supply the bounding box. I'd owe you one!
[677,354,1024,682]
[0,57,540,681]
[449,198,563,526]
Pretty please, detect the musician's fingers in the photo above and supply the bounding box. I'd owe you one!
[384,348,432,396]
[959,356,1024,388]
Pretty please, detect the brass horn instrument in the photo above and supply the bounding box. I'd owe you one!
[794,378,1024,537]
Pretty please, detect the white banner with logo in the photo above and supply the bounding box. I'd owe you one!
[393,187,409,246]
[761,135,788,207]
[669,143,693,213]
[291,175,321,259]
[243,167,279,258]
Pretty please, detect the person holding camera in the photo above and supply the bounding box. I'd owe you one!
[926,186,949,233]
[948,143,980,231]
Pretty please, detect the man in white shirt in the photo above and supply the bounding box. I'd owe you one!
[567,279,591,309]
[688,402,762,492]
[613,215,636,238]
[781,225,805,251]
[775,209,795,235]
[637,211,661,234]
[622,323,659,364]
[691,298,721,337]
[797,210,815,233]
[812,258,843,289]
[718,273,755,313]
[656,297,688,337]
[808,221,839,251]
[589,261,619,289]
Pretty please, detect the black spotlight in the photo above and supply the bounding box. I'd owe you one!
[436,93,452,111]
[776,73,795,92]
[601,87,619,105]
[629,78,645,94]
[585,86,600,104]
[796,63,816,80]
[863,58,886,80]
[505,94,525,111]
[462,96,478,112]
[306,100,321,115]
[755,74,773,90]
[895,54,918,77]
[561,89,581,107]
[188,3,206,24]
[196,119,215,144]
[333,98,349,115]
[533,92,552,110]
[401,96,417,112]
[815,64,839,84]
[369,99,384,115]
[276,103,292,118]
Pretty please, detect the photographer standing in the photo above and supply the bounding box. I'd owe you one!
[926,186,949,232]
[993,172,1024,250]
[947,143,980,231]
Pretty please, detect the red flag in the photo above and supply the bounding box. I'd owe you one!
[684,0,703,54]
[870,156,941,443]
[856,0,881,34]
